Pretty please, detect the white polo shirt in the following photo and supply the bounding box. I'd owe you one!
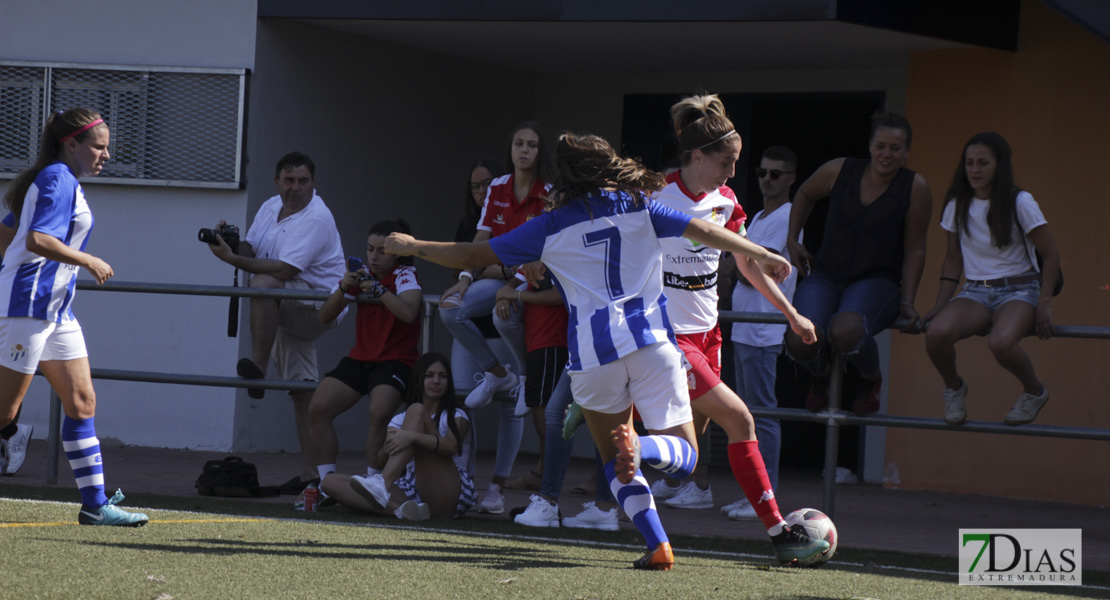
[245,191,346,308]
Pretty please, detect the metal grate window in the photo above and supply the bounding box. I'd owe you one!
[0,61,247,189]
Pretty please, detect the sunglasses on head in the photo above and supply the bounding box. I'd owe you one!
[755,168,793,180]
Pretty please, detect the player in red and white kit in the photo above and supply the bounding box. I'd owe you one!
[308,219,423,498]
[654,94,823,565]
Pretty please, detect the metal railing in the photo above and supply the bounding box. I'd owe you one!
[30,281,1110,519]
[721,310,1110,516]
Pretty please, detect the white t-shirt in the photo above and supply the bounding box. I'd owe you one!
[489,190,692,372]
[245,191,346,308]
[653,173,746,334]
[731,204,800,347]
[940,191,1046,280]
[388,407,473,472]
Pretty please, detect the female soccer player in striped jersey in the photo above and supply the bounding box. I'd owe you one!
[0,108,147,526]
[385,132,829,570]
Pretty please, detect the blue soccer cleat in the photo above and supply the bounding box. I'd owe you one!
[78,489,149,527]
[771,524,830,566]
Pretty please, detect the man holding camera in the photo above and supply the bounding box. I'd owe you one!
[206,151,346,492]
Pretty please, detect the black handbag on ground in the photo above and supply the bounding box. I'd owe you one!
[196,456,273,497]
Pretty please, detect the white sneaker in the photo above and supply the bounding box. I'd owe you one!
[721,497,748,515]
[562,502,619,531]
[726,498,759,521]
[1005,384,1049,426]
[943,379,968,425]
[395,500,431,521]
[513,494,560,527]
[650,478,682,500]
[476,488,505,514]
[2,423,31,476]
[465,366,518,409]
[664,482,713,509]
[512,376,530,417]
[349,473,390,509]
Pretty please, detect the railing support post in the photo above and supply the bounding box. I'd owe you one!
[821,353,845,519]
[47,389,61,485]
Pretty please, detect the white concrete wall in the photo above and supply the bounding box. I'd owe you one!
[0,0,257,450]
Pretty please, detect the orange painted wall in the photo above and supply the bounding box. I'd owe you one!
[888,0,1110,505]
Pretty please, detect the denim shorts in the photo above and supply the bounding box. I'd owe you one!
[956,280,1040,311]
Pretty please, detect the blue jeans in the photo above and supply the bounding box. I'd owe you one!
[790,271,900,376]
[439,278,511,373]
[733,343,782,492]
[439,278,526,480]
[540,370,576,500]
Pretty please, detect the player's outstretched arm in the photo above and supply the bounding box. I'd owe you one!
[384,232,500,271]
[681,218,792,283]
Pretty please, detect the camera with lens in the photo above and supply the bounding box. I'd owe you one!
[198,224,240,254]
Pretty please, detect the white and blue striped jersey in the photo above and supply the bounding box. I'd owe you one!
[0,162,93,323]
[489,190,693,371]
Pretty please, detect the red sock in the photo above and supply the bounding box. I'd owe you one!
[727,440,784,530]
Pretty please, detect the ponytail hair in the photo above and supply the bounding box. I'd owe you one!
[3,107,105,219]
[670,94,739,164]
[550,132,666,209]
[368,218,414,265]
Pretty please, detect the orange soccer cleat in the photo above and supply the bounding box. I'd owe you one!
[633,542,675,571]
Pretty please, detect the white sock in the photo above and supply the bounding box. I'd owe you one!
[317,464,336,482]
[366,466,382,478]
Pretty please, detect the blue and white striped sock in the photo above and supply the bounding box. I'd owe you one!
[62,416,107,509]
[606,460,667,550]
[640,435,697,479]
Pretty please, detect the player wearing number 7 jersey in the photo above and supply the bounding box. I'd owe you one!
[384,132,829,569]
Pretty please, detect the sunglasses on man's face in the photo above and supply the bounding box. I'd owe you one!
[755,168,794,180]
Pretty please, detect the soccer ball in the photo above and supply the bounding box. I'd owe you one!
[784,508,837,567]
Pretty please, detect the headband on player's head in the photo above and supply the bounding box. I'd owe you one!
[57,119,104,144]
[695,130,737,151]
[680,129,737,153]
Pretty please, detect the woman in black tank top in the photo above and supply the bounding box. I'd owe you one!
[783,113,934,416]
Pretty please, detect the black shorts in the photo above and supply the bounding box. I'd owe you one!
[324,357,410,397]
[525,346,568,408]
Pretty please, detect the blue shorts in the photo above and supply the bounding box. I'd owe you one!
[956,280,1040,311]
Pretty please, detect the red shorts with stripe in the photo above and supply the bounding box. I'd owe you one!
[675,328,723,401]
